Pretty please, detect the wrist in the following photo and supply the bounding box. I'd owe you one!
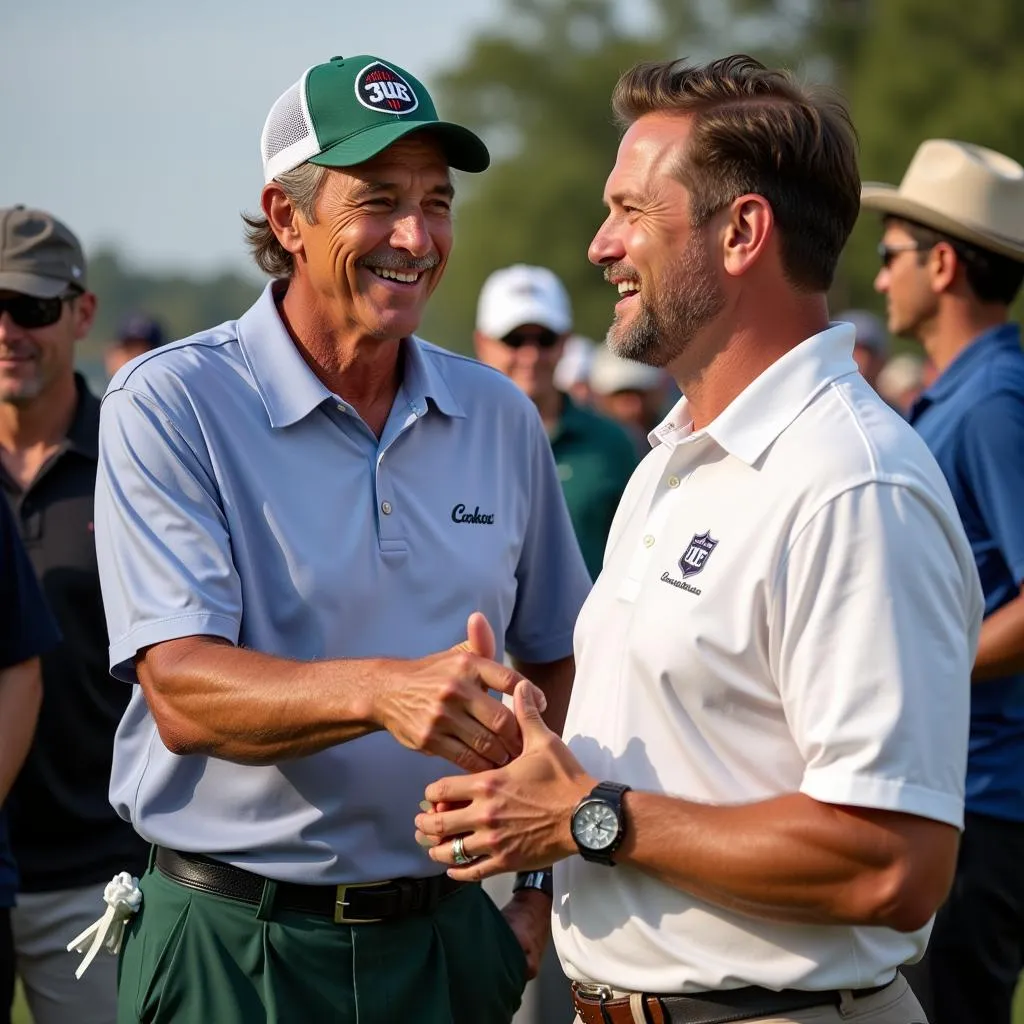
[559,774,598,858]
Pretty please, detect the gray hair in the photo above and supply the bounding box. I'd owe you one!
[241,162,329,278]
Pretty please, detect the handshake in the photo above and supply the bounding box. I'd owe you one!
[374,611,549,774]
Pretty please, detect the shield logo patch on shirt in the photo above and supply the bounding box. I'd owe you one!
[679,531,718,577]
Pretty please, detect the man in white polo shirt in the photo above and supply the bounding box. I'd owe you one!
[414,55,983,1024]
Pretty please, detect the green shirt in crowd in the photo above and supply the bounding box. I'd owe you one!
[549,396,640,580]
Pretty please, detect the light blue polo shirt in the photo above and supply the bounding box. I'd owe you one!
[95,281,591,884]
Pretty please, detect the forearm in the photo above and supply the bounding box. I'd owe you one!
[137,637,382,764]
[0,658,43,802]
[512,654,574,734]
[611,790,955,931]
[973,589,1024,681]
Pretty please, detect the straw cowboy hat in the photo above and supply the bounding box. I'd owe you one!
[861,138,1024,263]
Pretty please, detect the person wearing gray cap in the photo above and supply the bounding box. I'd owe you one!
[587,343,670,456]
[0,206,149,1024]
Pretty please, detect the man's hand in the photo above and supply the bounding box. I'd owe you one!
[414,679,595,879]
[372,613,545,774]
[501,890,551,980]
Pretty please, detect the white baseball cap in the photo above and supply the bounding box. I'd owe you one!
[589,344,666,395]
[476,264,572,339]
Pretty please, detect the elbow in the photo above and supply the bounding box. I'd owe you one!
[854,850,957,933]
[151,703,208,757]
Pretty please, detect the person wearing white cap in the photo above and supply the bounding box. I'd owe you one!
[475,265,639,580]
[863,137,1024,1024]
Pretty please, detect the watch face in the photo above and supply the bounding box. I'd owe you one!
[572,800,619,850]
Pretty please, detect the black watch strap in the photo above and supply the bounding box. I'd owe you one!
[512,868,553,898]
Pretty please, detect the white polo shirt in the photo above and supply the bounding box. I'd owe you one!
[553,323,984,994]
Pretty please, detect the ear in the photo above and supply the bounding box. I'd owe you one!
[262,182,307,260]
[928,242,959,295]
[71,291,98,342]
[721,195,774,279]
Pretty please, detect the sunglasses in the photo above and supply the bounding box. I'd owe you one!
[0,291,79,330]
[501,328,561,350]
[877,242,923,269]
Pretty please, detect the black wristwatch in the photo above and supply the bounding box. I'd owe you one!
[570,781,631,866]
[512,868,553,899]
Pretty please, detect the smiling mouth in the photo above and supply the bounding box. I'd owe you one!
[616,280,640,298]
[365,266,425,285]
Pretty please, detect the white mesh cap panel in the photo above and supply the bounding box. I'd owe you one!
[260,69,321,183]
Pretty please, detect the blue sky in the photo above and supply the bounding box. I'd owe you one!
[2,0,505,276]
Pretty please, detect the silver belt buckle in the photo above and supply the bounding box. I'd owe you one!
[575,981,615,1000]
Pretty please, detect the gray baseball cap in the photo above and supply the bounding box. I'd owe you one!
[0,206,87,298]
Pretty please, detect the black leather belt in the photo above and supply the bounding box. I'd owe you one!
[154,847,465,924]
[572,978,896,1024]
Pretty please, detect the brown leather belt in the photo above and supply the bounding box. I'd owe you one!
[155,846,465,924]
[571,979,895,1024]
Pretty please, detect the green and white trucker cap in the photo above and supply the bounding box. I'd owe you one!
[260,55,490,183]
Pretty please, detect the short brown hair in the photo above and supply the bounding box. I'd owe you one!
[612,55,860,292]
[241,162,329,278]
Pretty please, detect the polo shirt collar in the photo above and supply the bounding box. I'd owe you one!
[648,323,858,465]
[916,323,1021,408]
[238,281,464,428]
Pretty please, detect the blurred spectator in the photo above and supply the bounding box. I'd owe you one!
[864,137,1024,1024]
[552,333,596,405]
[835,308,889,391]
[0,497,55,1024]
[876,353,928,415]
[588,342,668,455]
[103,312,165,379]
[0,206,148,1024]
[475,265,637,581]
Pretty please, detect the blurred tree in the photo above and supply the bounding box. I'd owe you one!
[841,0,1024,322]
[420,0,862,352]
[79,248,262,369]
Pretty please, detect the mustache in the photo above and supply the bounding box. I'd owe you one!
[359,252,440,272]
[603,262,641,285]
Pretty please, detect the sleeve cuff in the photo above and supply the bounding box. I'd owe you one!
[505,627,577,666]
[109,612,241,682]
[800,770,964,829]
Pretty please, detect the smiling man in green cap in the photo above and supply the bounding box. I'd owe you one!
[84,55,591,1023]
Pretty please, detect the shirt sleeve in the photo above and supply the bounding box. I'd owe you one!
[959,391,1024,584]
[95,387,243,681]
[769,481,983,828]
[0,499,60,669]
[505,412,593,664]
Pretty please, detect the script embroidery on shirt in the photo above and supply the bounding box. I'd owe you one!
[451,503,495,525]
[660,571,702,596]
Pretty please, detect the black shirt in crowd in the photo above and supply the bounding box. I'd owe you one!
[1,375,148,892]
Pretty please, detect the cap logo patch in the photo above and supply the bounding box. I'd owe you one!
[355,62,419,115]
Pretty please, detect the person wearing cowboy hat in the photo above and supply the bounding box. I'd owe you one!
[863,138,1024,1024]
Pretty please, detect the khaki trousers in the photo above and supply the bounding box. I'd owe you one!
[573,973,927,1023]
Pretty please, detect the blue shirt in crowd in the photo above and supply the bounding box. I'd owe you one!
[909,322,1024,821]
[0,497,60,906]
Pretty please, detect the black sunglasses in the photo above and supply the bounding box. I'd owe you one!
[501,328,561,349]
[0,291,79,330]
[877,242,923,269]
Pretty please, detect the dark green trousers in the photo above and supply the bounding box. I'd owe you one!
[116,860,527,1024]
